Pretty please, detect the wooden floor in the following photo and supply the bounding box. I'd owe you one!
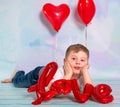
[0,79,120,107]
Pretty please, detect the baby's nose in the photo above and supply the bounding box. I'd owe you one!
[76,61,80,65]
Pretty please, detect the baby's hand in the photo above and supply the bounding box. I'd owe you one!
[63,61,73,79]
[81,64,90,74]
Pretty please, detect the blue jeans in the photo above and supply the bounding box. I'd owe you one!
[12,66,44,88]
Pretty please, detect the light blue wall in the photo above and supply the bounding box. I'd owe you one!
[0,0,120,80]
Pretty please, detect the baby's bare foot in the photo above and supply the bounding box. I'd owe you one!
[12,69,19,78]
[1,69,19,83]
[1,78,12,83]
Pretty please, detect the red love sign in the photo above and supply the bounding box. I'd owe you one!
[28,62,114,105]
[42,3,70,32]
[77,0,96,26]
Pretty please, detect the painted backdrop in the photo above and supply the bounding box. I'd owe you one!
[0,0,120,80]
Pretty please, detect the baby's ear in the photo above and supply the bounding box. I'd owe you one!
[64,58,66,62]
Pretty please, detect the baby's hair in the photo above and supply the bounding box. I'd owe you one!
[65,44,89,58]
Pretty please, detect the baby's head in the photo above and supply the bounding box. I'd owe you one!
[64,44,89,76]
[65,44,89,59]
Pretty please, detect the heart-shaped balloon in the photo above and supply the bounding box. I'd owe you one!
[42,3,70,32]
[77,0,96,26]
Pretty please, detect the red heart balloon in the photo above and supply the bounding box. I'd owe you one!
[77,0,96,26]
[42,3,70,32]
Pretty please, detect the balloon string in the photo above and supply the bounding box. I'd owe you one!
[55,36,58,62]
[85,27,88,47]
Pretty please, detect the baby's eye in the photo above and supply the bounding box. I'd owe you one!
[81,59,85,62]
[72,57,76,60]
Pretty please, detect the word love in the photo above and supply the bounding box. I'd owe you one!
[27,62,114,105]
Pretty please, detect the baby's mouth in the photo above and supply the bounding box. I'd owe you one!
[74,66,81,70]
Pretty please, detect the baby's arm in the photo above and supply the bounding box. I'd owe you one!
[80,64,93,86]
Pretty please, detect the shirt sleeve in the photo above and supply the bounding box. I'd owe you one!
[51,67,64,82]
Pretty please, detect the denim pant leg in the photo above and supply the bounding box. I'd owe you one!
[12,66,44,88]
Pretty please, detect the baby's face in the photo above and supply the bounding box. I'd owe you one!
[66,51,88,74]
